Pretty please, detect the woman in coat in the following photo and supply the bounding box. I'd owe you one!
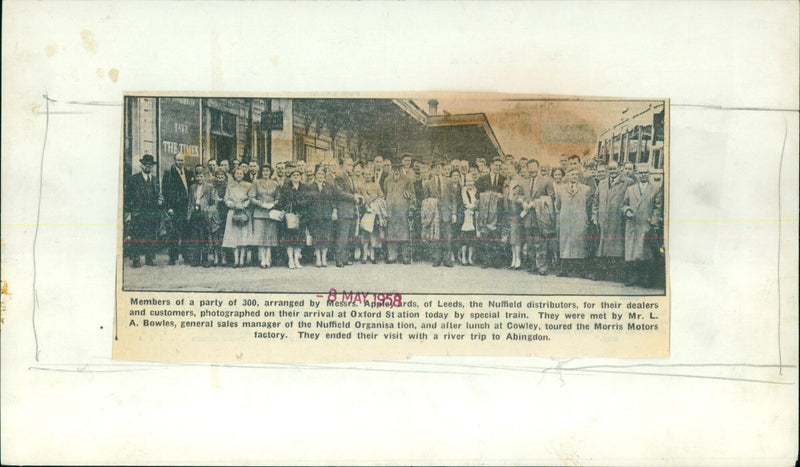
[248,164,281,268]
[222,166,252,267]
[504,164,525,270]
[459,173,479,266]
[303,164,335,267]
[281,165,307,269]
[203,168,228,266]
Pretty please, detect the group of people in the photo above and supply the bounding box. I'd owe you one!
[124,150,665,288]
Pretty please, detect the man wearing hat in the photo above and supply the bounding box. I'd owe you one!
[124,154,163,267]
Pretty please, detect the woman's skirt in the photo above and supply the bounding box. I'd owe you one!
[250,218,278,247]
[506,213,522,246]
[283,214,306,247]
[308,218,333,248]
[222,211,250,248]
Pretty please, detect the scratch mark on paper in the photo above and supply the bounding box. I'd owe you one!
[32,92,53,361]
[81,29,97,55]
[776,116,787,376]
[108,68,119,83]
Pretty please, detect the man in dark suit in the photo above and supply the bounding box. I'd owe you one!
[423,160,458,267]
[332,158,363,267]
[475,156,506,267]
[124,154,163,267]
[476,156,506,194]
[162,153,195,265]
[373,155,389,193]
[520,159,555,275]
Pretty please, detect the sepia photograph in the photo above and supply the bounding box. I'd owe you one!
[120,95,667,295]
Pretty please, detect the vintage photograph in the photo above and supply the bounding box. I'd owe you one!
[120,95,667,295]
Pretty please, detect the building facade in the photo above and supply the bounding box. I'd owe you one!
[124,96,504,180]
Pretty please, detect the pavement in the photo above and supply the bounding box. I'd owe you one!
[122,253,664,296]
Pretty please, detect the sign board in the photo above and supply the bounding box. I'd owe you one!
[159,97,202,170]
[262,111,284,131]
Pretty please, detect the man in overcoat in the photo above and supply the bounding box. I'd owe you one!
[621,164,663,287]
[332,158,363,267]
[124,154,163,267]
[383,160,416,264]
[555,168,592,277]
[592,161,632,281]
[163,153,195,265]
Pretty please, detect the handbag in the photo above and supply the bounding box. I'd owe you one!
[268,209,285,222]
[360,211,376,233]
[232,209,249,225]
[461,208,475,232]
[285,212,300,230]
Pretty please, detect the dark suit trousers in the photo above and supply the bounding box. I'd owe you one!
[335,217,356,265]
[432,221,453,265]
[168,212,190,261]
[131,214,159,262]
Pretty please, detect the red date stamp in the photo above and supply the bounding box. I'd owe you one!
[326,289,402,307]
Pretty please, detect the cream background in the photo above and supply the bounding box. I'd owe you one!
[2,1,798,465]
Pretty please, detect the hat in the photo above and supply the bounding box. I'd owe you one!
[391,159,404,169]
[287,164,302,176]
[140,154,156,166]
[431,158,444,168]
[491,156,504,164]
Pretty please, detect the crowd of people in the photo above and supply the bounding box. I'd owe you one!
[124,151,665,288]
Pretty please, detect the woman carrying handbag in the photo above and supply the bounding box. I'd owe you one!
[281,165,306,269]
[248,164,281,268]
[222,166,252,267]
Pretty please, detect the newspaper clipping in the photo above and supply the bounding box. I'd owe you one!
[114,93,669,362]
